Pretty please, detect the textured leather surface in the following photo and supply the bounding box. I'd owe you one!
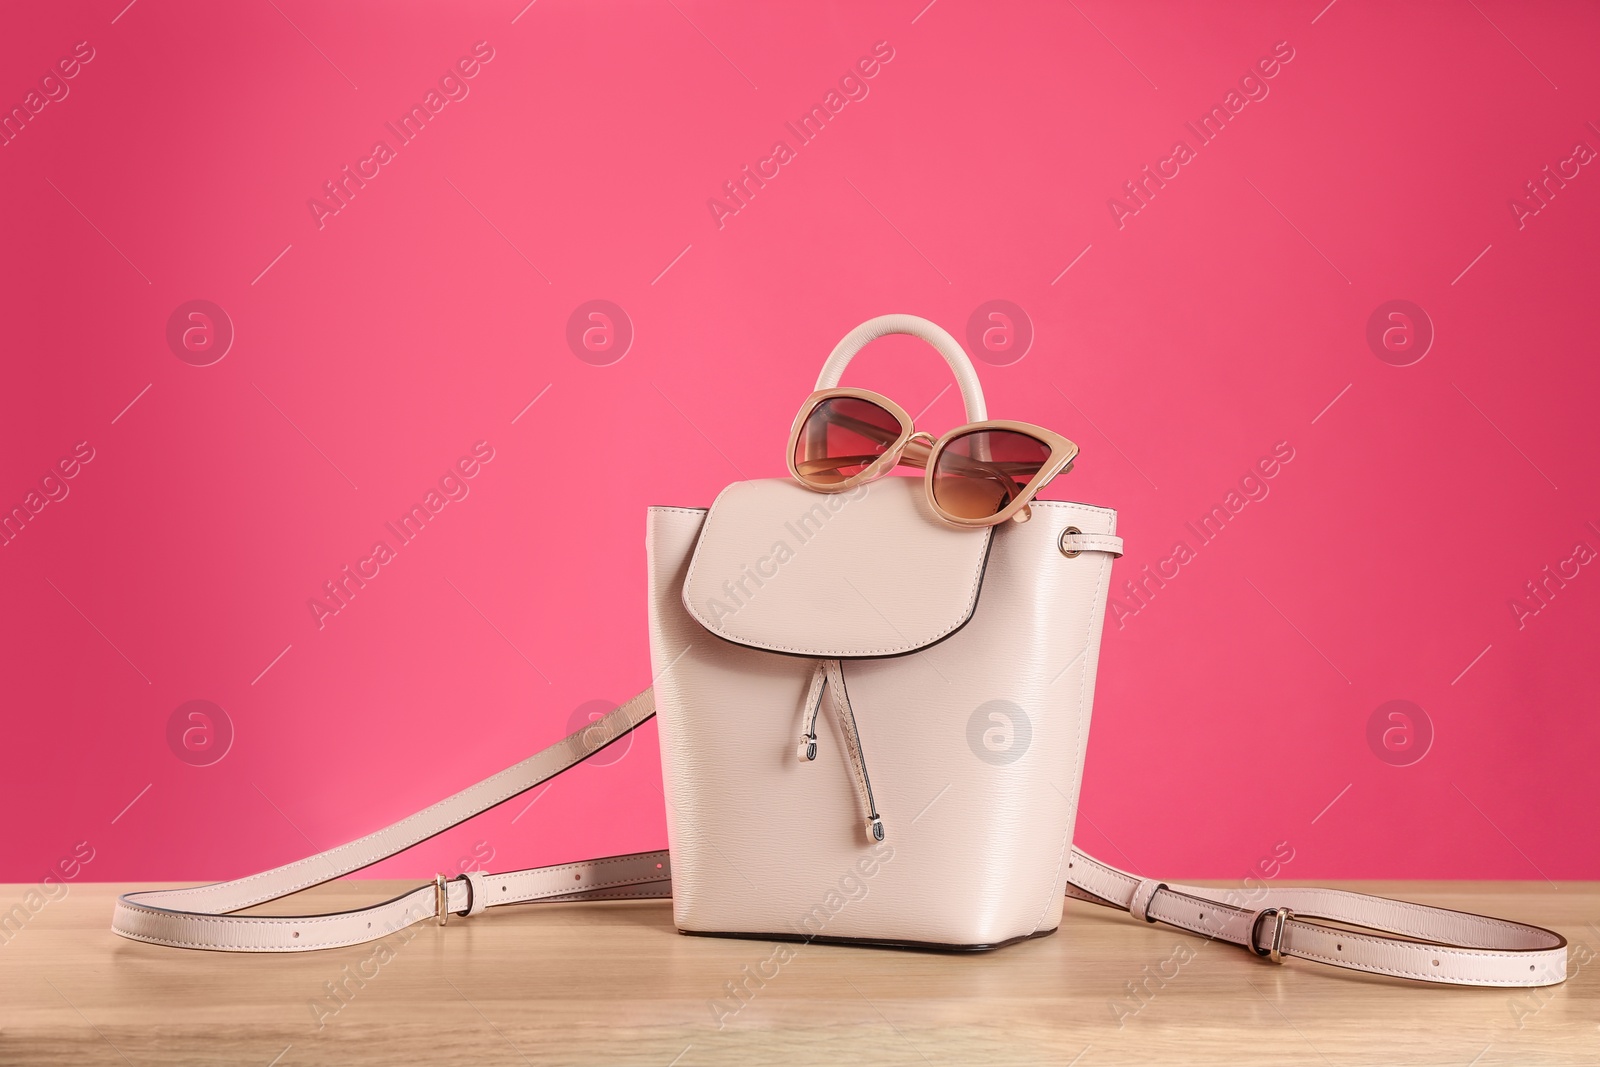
[1064,853,1567,986]
[1057,532,1124,557]
[113,845,673,952]
[652,493,1121,947]
[681,478,995,658]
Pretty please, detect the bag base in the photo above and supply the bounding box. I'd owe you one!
[678,923,1060,953]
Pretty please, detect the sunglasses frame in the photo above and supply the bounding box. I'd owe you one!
[785,387,1080,528]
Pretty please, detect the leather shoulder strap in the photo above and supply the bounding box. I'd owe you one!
[1062,852,1565,987]
[112,692,669,952]
[111,689,1568,986]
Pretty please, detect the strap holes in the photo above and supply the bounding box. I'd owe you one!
[1198,913,1205,920]
[574,873,582,880]
[656,863,664,870]
[292,931,299,938]
[1336,943,1342,951]
[1432,959,1440,967]
[1060,527,1083,558]
[1530,965,1536,971]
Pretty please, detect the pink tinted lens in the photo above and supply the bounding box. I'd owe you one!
[793,397,905,485]
[931,429,1051,519]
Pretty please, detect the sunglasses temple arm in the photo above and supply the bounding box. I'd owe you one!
[795,454,888,477]
[826,412,908,447]
[927,450,1030,486]
[811,412,1054,503]
[810,412,925,476]
[900,436,932,469]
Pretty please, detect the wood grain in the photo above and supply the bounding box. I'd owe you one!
[1,881,1595,1066]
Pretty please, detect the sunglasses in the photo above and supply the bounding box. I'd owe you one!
[786,388,1079,527]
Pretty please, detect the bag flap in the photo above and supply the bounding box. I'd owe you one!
[681,477,992,658]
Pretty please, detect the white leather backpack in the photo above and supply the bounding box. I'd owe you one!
[114,316,1567,987]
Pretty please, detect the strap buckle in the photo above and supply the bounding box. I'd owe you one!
[1251,906,1293,963]
[434,874,449,926]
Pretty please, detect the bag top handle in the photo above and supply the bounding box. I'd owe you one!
[815,314,987,423]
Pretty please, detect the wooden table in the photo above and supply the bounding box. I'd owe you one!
[2,881,1595,1065]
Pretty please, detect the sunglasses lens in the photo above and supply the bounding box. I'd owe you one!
[932,429,1052,520]
[793,397,904,485]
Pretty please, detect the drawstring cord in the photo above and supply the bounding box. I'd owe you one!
[796,663,825,763]
[796,659,885,842]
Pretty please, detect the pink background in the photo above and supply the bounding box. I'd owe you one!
[3,0,1597,887]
